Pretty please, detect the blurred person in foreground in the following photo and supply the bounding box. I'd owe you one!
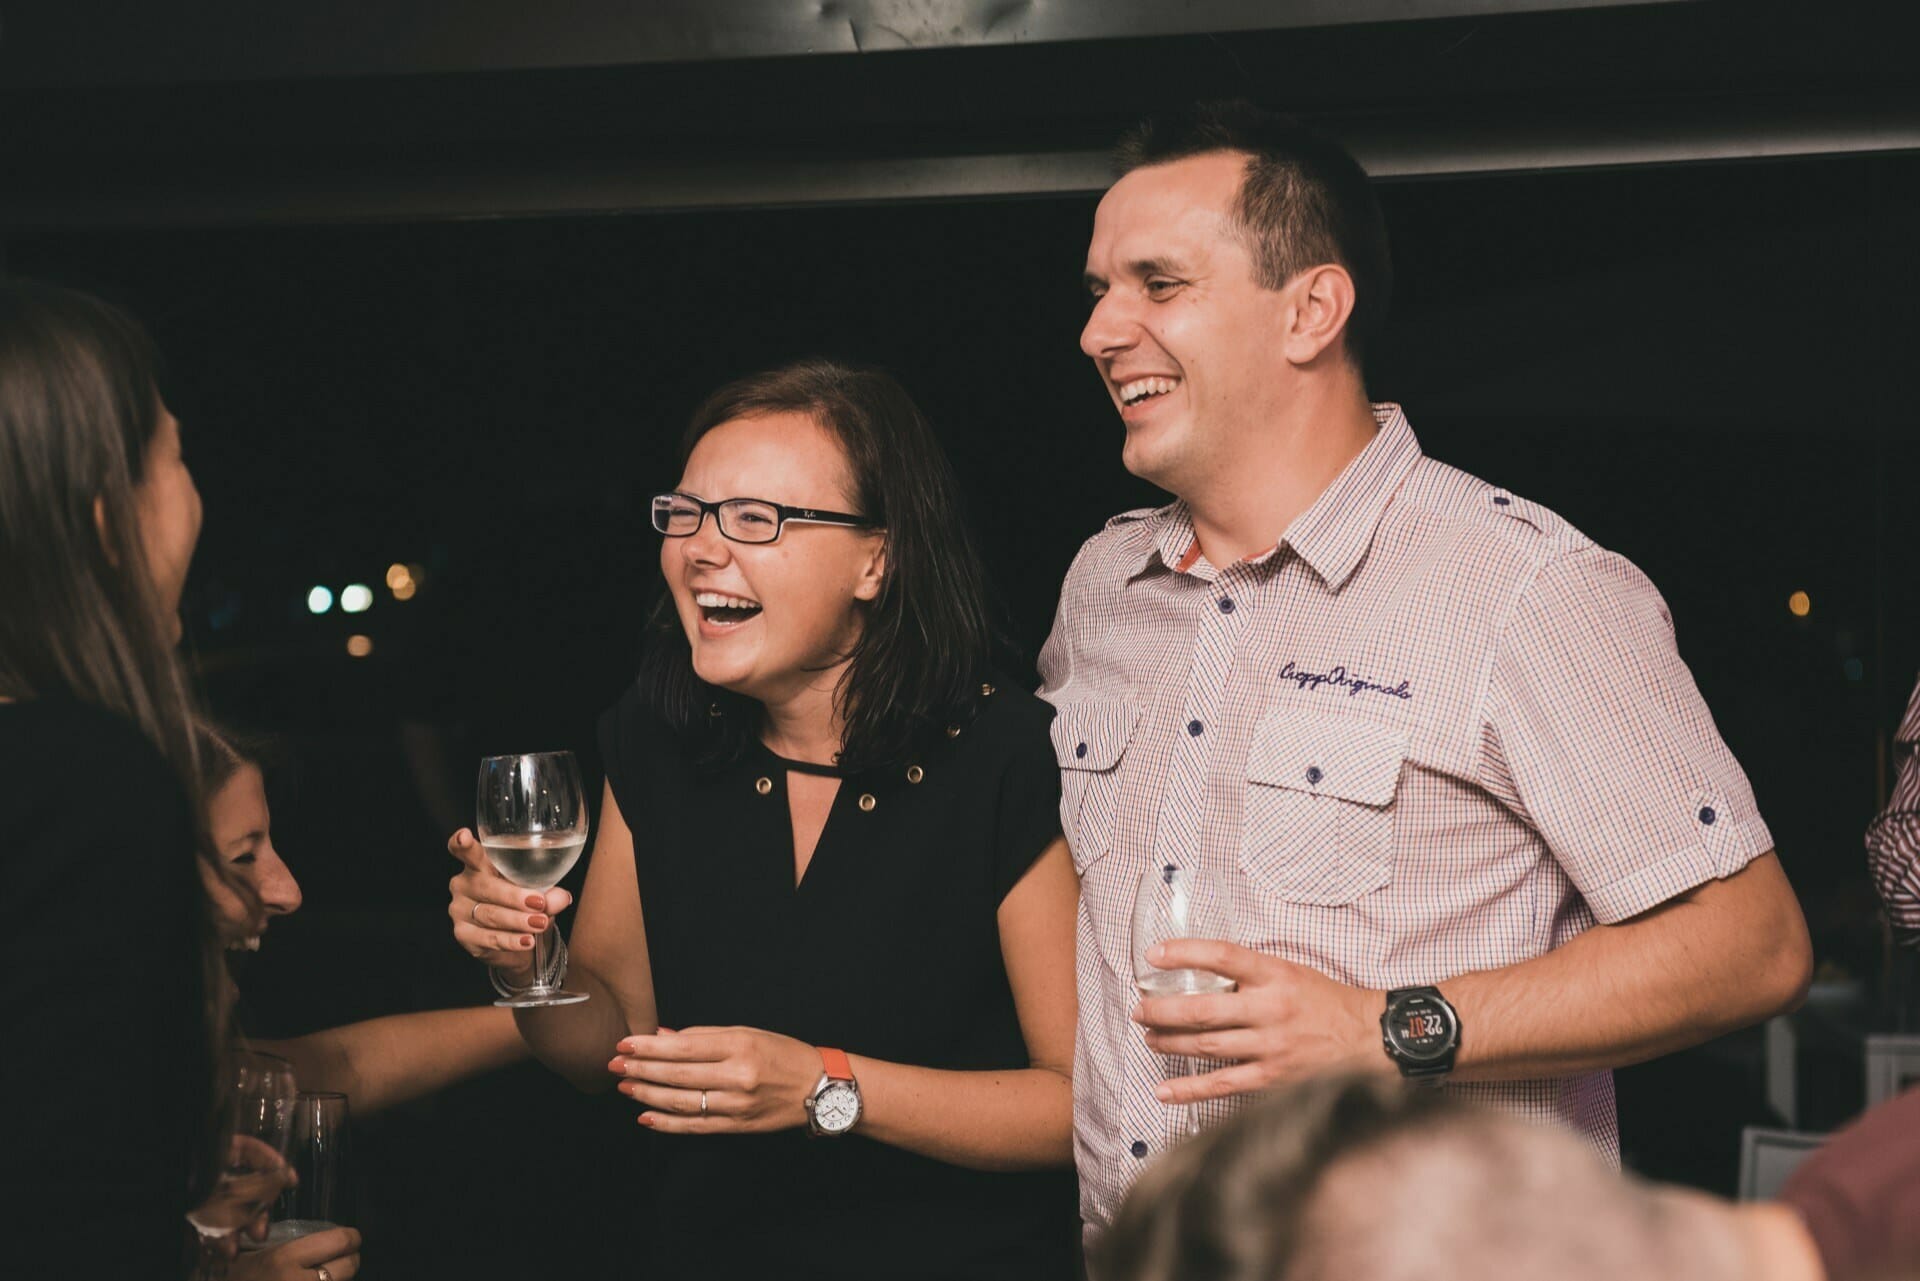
[1098,1073,1920,1281]
[0,280,252,1275]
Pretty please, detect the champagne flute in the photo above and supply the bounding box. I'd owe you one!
[476,751,590,1008]
[1131,863,1243,1137]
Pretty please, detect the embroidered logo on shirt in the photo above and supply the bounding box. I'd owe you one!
[1279,660,1413,701]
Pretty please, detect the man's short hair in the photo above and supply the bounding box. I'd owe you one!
[1113,100,1392,368]
[1098,1074,1744,1281]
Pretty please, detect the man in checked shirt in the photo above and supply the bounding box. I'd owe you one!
[1867,670,1920,944]
[1041,100,1814,1237]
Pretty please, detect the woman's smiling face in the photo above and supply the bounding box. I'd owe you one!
[205,762,302,950]
[660,411,885,711]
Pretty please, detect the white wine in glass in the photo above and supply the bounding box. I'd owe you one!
[1132,863,1244,1136]
[476,751,590,1008]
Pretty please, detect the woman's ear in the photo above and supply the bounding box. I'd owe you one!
[852,535,887,602]
[93,495,121,566]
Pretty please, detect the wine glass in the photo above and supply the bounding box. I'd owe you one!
[476,751,590,1008]
[188,1050,298,1274]
[1131,863,1244,1137]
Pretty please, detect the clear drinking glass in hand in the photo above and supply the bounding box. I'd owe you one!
[476,751,590,1007]
[187,1049,299,1271]
[254,1090,350,1249]
[1132,863,1244,1136]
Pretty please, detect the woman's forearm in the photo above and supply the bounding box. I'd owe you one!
[511,961,648,1092]
[258,1004,528,1116]
[845,1056,1072,1171]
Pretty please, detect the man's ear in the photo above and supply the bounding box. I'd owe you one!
[1281,264,1358,366]
[852,535,887,602]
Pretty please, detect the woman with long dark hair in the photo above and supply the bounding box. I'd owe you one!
[448,360,1079,1277]
[0,280,246,1273]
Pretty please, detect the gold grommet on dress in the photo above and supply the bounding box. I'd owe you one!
[709,703,724,718]
[858,793,877,812]
[906,765,924,784]
[980,683,995,697]
[755,777,773,796]
[945,725,961,739]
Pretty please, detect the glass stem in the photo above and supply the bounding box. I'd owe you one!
[528,926,559,993]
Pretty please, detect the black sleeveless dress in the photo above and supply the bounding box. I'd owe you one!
[595,679,1078,1279]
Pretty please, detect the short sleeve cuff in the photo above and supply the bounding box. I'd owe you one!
[1581,805,1774,924]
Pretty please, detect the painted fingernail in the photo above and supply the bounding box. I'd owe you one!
[528,914,550,929]
[638,1113,655,1127]
[607,1057,625,1073]
[524,894,544,910]
[519,935,534,948]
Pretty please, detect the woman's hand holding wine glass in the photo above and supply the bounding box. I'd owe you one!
[447,832,574,974]
[452,751,590,1006]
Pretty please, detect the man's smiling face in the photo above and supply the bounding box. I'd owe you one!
[1080,150,1299,496]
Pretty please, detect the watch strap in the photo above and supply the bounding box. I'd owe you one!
[818,1046,854,1082]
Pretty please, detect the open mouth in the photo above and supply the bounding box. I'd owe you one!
[695,590,764,627]
[227,934,262,953]
[1119,376,1181,408]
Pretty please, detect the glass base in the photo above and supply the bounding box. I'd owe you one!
[494,988,589,1008]
[240,1220,339,1251]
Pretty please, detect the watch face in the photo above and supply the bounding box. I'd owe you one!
[813,1082,860,1133]
[1386,996,1456,1062]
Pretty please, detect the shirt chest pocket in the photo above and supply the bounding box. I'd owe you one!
[1049,700,1141,876]
[1240,709,1408,906]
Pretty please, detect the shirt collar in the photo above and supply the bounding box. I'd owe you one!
[1128,403,1422,591]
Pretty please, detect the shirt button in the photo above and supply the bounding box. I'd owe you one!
[1306,766,1324,785]
[1218,597,1235,614]
[1699,806,1717,825]
[1130,1140,1149,1159]
[1075,742,1089,759]
[1187,720,1204,737]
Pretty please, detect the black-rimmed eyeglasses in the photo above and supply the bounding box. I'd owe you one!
[649,492,880,545]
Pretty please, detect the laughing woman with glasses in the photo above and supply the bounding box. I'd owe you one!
[445,359,1078,1278]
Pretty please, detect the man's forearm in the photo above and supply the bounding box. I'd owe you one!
[1441,853,1811,1083]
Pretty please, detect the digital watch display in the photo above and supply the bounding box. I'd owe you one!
[1381,986,1460,1082]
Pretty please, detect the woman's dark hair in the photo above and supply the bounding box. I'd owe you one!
[0,279,240,1201]
[194,718,280,798]
[637,358,996,773]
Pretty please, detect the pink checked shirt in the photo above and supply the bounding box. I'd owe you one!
[1866,673,1920,935]
[1039,404,1773,1232]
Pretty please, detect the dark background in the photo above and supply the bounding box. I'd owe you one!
[6,0,1919,1274]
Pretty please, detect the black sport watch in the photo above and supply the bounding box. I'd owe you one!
[1381,986,1460,1083]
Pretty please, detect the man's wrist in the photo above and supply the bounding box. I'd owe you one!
[1351,987,1396,1074]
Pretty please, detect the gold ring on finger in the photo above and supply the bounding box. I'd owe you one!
[470,901,481,925]
[700,1089,708,1117]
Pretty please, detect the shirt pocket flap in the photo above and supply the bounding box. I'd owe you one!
[1247,710,1410,807]
[1050,700,1143,772]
